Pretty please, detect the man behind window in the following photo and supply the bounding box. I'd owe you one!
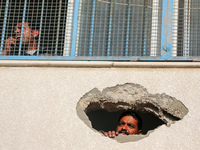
[101,110,142,138]
[2,21,53,56]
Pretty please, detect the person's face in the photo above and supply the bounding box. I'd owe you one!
[116,116,142,135]
[14,22,34,43]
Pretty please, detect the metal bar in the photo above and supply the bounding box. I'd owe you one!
[0,0,9,55]
[55,0,62,55]
[186,0,190,56]
[161,0,173,52]
[71,0,80,56]
[125,0,130,56]
[18,0,28,56]
[37,0,45,56]
[0,55,197,61]
[63,0,75,56]
[150,0,161,56]
[143,0,148,56]
[89,0,96,56]
[172,0,178,56]
[107,0,113,56]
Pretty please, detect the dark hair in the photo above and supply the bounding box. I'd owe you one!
[118,110,142,130]
[27,21,40,31]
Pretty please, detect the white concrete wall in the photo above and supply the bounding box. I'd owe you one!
[0,61,200,150]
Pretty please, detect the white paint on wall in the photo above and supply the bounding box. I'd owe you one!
[0,64,200,149]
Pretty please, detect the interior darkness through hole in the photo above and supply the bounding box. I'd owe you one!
[87,110,165,134]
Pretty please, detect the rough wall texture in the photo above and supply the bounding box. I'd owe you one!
[0,67,199,149]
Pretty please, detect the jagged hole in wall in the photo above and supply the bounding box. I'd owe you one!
[76,83,188,142]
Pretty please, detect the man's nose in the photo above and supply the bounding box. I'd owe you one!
[122,124,128,130]
[14,28,20,33]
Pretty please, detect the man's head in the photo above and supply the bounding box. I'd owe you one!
[14,22,39,44]
[116,110,142,135]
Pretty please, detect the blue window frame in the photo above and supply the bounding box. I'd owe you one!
[0,0,200,61]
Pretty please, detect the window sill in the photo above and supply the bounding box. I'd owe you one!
[1,60,200,68]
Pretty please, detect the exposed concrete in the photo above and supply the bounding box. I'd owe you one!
[77,83,188,142]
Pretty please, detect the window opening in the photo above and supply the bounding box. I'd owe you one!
[0,0,68,56]
[1,0,200,60]
[76,0,162,57]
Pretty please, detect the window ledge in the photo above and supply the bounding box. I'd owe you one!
[1,60,200,68]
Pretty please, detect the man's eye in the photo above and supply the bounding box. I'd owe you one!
[118,122,125,126]
[128,124,134,129]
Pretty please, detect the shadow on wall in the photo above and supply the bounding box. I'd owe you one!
[76,83,188,142]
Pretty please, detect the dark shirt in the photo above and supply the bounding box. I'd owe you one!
[9,47,54,56]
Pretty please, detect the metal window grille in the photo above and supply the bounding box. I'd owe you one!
[76,0,162,57]
[0,0,200,61]
[189,0,200,56]
[173,0,200,57]
[0,0,68,57]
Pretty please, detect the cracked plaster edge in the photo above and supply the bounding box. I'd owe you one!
[77,83,188,125]
[76,83,188,142]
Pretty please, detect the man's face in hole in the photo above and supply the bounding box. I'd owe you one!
[116,116,142,135]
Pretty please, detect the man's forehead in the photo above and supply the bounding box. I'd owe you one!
[15,22,29,28]
[120,116,138,123]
